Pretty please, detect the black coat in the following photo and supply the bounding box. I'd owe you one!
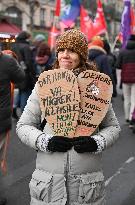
[116,39,135,83]
[89,46,117,97]
[88,46,112,77]
[12,38,36,90]
[0,54,25,134]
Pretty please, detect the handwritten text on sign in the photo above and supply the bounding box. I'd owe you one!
[75,70,113,137]
[37,69,80,137]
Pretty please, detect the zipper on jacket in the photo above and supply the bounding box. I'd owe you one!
[64,151,70,204]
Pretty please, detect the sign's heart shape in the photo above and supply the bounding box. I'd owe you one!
[75,70,113,137]
[37,69,80,138]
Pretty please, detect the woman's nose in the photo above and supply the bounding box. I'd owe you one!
[62,49,69,56]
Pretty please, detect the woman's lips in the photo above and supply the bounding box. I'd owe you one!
[61,60,72,64]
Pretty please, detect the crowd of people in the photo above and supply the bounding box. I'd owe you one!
[0,27,135,204]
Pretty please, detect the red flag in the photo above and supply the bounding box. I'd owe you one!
[48,0,61,49]
[48,25,60,50]
[93,0,107,35]
[80,6,94,41]
[131,6,135,34]
[55,0,61,17]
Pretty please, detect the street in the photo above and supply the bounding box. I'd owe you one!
[0,93,135,205]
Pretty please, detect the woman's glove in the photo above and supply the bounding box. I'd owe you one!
[47,136,73,152]
[73,136,98,153]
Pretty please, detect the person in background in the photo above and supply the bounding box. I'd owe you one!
[103,39,117,97]
[88,36,116,97]
[34,42,55,79]
[31,34,46,62]
[2,50,20,120]
[16,29,120,205]
[12,31,36,112]
[88,36,116,98]
[116,34,135,127]
[0,51,25,205]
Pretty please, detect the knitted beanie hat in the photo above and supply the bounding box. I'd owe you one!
[2,50,18,60]
[56,29,88,61]
[34,34,45,42]
[36,42,51,57]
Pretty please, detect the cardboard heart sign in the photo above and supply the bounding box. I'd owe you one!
[37,69,80,137]
[75,70,113,137]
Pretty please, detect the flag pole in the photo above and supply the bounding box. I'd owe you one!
[111,35,119,52]
[50,0,61,51]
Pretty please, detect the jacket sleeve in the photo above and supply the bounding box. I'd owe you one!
[16,84,43,149]
[98,103,121,149]
[7,56,25,84]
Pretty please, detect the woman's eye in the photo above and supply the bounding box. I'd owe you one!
[59,49,65,53]
[69,49,74,53]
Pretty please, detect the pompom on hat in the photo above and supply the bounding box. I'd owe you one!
[56,29,88,61]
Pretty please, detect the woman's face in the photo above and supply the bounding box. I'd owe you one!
[58,49,80,70]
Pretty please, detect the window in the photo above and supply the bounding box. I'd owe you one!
[5,6,22,28]
[50,10,54,25]
[40,8,46,27]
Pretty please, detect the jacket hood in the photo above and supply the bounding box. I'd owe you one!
[88,46,106,60]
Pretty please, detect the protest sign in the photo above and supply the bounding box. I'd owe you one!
[37,69,80,137]
[75,70,113,137]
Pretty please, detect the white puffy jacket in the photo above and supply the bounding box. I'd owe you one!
[16,83,120,205]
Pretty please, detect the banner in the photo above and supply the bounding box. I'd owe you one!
[60,0,80,29]
[93,0,107,36]
[48,0,61,49]
[120,0,131,48]
[80,1,107,42]
[80,6,94,41]
[130,6,135,34]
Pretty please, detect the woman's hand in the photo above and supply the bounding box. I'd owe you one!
[73,136,98,153]
[47,136,73,152]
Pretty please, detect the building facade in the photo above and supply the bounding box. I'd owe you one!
[0,0,56,32]
[0,0,125,42]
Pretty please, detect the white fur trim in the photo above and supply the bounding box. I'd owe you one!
[89,45,107,54]
[91,135,106,153]
[36,133,53,152]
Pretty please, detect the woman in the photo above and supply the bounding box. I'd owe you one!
[16,29,120,205]
[34,42,55,78]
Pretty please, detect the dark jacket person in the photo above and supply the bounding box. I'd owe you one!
[0,52,25,205]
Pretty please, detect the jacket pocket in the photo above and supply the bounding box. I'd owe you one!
[78,172,105,204]
[29,169,53,203]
